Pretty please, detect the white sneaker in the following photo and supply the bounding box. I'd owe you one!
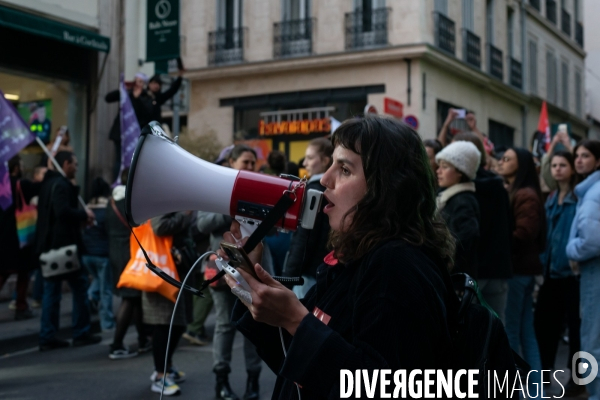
[150,368,185,383]
[150,375,180,396]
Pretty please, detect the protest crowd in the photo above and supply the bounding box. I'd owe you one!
[1,71,600,400]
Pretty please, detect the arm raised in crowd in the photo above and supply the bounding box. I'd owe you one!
[155,77,182,107]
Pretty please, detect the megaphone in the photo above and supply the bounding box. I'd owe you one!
[125,122,323,237]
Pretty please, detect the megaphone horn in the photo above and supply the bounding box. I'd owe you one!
[125,122,323,235]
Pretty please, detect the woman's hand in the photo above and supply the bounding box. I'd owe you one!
[569,260,580,275]
[219,220,263,266]
[225,263,309,336]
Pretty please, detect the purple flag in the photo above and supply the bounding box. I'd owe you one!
[0,90,36,210]
[116,74,141,184]
[0,90,36,164]
[0,162,12,210]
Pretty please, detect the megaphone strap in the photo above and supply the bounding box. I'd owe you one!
[242,190,296,254]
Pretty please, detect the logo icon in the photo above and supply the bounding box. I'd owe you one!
[155,0,171,19]
[572,351,598,385]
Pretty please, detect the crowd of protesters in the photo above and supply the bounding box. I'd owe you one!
[2,106,600,399]
[431,108,600,399]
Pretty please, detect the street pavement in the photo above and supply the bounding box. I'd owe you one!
[0,295,277,400]
[0,295,591,400]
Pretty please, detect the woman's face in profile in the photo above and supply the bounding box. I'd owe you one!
[320,145,367,232]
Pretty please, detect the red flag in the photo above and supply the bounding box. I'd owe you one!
[538,101,551,152]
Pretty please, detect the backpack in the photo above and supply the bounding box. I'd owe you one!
[449,273,529,399]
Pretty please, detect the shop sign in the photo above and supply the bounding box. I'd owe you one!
[146,0,180,61]
[259,118,331,136]
[384,97,404,118]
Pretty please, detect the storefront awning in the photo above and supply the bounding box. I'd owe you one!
[0,5,110,53]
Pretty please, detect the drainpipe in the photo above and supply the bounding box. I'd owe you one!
[405,58,412,106]
[521,0,528,148]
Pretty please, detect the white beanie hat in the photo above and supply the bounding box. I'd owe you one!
[435,141,481,180]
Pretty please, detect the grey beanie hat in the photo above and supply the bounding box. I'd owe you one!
[435,141,481,180]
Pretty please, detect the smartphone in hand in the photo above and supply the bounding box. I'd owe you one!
[219,241,261,282]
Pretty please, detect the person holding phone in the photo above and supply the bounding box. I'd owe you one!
[196,144,264,400]
[222,116,457,399]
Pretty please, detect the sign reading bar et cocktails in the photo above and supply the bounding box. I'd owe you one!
[259,107,335,136]
[146,0,180,61]
[259,118,331,136]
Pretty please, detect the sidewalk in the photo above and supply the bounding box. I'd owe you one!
[0,293,101,356]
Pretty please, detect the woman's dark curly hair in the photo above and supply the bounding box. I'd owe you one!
[329,115,456,270]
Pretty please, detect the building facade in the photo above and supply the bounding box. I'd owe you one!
[0,0,125,187]
[181,0,586,163]
[583,0,600,139]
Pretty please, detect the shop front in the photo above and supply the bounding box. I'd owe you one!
[0,4,110,185]
[221,84,384,164]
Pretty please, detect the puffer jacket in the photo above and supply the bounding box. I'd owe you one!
[567,170,600,269]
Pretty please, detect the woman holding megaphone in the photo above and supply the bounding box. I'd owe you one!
[221,116,457,399]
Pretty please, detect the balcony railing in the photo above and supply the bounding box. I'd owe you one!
[576,21,584,47]
[345,8,390,50]
[561,9,571,36]
[462,29,481,68]
[274,18,314,58]
[510,58,522,89]
[434,12,456,55]
[530,0,540,11]
[208,27,246,66]
[546,0,557,24]
[488,43,503,80]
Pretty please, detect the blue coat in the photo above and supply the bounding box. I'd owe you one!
[540,190,577,278]
[567,170,600,269]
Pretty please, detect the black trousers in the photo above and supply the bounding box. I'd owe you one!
[153,324,185,373]
[534,275,580,370]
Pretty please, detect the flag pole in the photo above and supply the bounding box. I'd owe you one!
[35,136,88,210]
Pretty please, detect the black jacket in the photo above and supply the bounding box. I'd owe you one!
[233,240,455,399]
[105,89,153,143]
[149,77,182,123]
[34,170,87,255]
[0,177,39,272]
[283,178,329,280]
[106,193,131,287]
[440,190,480,278]
[473,168,513,279]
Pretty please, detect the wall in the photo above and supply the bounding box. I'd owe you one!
[0,0,98,29]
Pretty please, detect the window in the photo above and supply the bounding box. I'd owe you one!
[463,0,474,30]
[217,0,242,30]
[435,0,448,14]
[488,119,515,147]
[283,0,309,20]
[487,0,494,44]
[575,69,582,117]
[529,40,538,94]
[507,8,515,57]
[546,50,557,104]
[561,61,569,110]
